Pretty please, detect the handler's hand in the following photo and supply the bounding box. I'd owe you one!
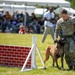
[54,38,58,43]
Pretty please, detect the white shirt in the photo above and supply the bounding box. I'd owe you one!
[44,11,54,27]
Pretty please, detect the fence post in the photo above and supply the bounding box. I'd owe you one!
[31,36,37,69]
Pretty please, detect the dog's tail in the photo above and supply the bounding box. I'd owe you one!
[46,46,51,55]
[44,46,51,63]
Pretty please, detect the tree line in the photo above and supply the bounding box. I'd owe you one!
[66,0,75,9]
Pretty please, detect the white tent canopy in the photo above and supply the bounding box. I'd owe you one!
[0,4,36,15]
[10,5,36,9]
[0,0,70,7]
[0,4,36,9]
[0,9,4,12]
[54,7,75,15]
[34,8,47,15]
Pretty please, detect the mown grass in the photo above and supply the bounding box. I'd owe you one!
[0,33,75,75]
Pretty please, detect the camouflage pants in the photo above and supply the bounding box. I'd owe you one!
[64,37,75,68]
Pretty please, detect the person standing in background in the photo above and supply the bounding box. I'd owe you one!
[41,7,55,43]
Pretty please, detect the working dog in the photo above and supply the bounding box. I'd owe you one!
[44,40,65,69]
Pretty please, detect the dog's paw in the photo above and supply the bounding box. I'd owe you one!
[44,66,46,70]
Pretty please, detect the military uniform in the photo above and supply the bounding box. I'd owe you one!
[54,16,75,70]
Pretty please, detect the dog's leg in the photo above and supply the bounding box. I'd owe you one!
[61,49,64,70]
[61,56,64,70]
[61,46,64,70]
[52,59,55,66]
[56,58,59,68]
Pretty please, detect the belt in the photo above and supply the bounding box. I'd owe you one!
[63,35,72,38]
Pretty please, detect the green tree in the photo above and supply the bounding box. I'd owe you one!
[66,0,75,9]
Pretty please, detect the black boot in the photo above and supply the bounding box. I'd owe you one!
[68,66,73,70]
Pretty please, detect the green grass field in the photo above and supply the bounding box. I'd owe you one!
[0,33,75,75]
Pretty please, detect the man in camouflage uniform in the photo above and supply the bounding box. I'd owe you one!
[54,9,75,70]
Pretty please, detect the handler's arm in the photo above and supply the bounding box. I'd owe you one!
[44,17,55,22]
[72,18,75,30]
[54,21,61,40]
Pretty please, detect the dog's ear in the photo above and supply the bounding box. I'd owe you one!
[58,39,65,46]
[56,39,65,46]
[54,40,59,43]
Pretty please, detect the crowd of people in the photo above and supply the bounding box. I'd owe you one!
[0,11,45,34]
[0,11,24,33]
[0,9,59,34]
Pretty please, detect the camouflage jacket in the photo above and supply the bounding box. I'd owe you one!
[54,16,75,39]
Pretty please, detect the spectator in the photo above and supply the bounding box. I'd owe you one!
[16,11,20,19]
[31,13,37,21]
[41,7,55,43]
[0,19,2,33]
[28,12,37,33]
[2,16,7,32]
[37,17,44,33]
[0,19,2,29]
[30,19,37,33]
[0,11,4,20]
[20,11,24,18]
[26,12,30,25]
[36,24,40,34]
[29,27,34,34]
[19,25,25,34]
[11,16,18,33]
[5,27,10,33]
[5,11,11,20]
